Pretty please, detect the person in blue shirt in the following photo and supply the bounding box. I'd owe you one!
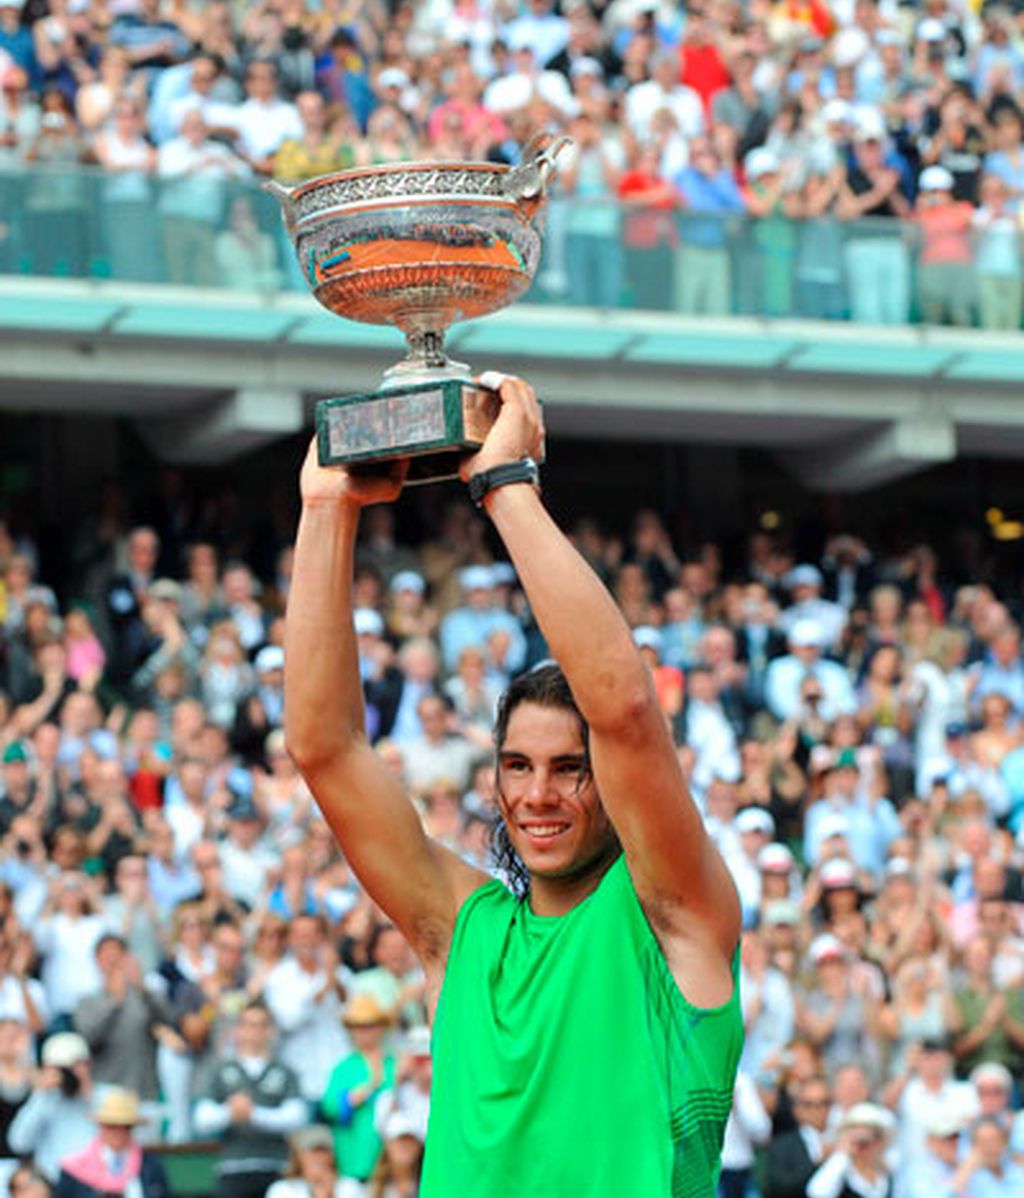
[674,136,745,314]
[438,565,526,678]
[896,1107,962,1198]
[954,1115,1024,1198]
[0,0,37,90]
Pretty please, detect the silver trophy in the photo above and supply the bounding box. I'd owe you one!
[267,134,569,482]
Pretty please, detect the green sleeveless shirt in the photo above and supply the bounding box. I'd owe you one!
[421,856,743,1197]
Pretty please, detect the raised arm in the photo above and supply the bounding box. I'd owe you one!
[284,444,487,964]
[460,376,740,1002]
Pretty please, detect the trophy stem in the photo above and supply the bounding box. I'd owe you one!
[380,327,471,389]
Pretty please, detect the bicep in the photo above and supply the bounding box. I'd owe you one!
[589,702,740,954]
[302,743,486,957]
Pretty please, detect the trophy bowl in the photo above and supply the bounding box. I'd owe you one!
[267,135,569,479]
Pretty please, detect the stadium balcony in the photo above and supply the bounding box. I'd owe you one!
[2,167,1024,499]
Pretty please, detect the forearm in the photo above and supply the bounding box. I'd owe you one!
[482,486,648,730]
[284,500,365,765]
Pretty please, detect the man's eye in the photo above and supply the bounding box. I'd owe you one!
[505,760,528,773]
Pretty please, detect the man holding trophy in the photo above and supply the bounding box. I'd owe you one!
[284,369,743,1194]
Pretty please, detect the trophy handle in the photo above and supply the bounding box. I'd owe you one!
[501,134,572,217]
[263,178,298,231]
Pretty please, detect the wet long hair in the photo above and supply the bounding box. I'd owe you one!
[489,663,590,900]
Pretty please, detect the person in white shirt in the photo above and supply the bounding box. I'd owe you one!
[720,1068,772,1194]
[778,565,848,650]
[223,58,302,173]
[218,799,277,911]
[807,1103,896,1198]
[32,874,104,1024]
[0,935,47,1052]
[373,1024,432,1145]
[262,915,349,1104]
[504,0,569,68]
[883,1038,976,1171]
[764,620,858,723]
[625,49,704,141]
[157,107,249,286]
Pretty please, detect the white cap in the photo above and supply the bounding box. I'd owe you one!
[855,109,887,142]
[491,562,517,586]
[926,1108,965,1138]
[42,1031,90,1067]
[786,563,823,590]
[758,842,794,873]
[817,811,851,842]
[763,899,801,925]
[379,67,409,89]
[821,98,854,125]
[735,807,775,836]
[920,164,954,192]
[839,1102,894,1139]
[917,18,947,42]
[353,608,384,637]
[833,28,869,68]
[570,56,603,78]
[788,619,825,648]
[460,565,495,591]
[745,146,780,181]
[809,932,847,965]
[382,1110,423,1142]
[389,570,425,594]
[632,626,662,653]
[820,857,858,889]
[254,645,284,673]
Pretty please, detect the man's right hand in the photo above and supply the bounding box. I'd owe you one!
[299,437,408,508]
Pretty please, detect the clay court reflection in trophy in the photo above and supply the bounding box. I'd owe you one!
[267,135,570,484]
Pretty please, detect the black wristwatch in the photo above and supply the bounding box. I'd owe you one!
[467,456,540,508]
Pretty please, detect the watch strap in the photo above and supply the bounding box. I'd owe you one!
[467,457,540,508]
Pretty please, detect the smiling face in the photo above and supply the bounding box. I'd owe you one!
[497,701,618,913]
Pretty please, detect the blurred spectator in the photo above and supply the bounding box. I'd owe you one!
[215,195,283,291]
[8,1032,94,1183]
[263,914,348,1105]
[674,136,744,315]
[22,88,87,277]
[193,999,305,1198]
[73,935,174,1101]
[51,1087,169,1198]
[266,1124,362,1198]
[322,993,396,1185]
[914,164,975,326]
[157,109,249,287]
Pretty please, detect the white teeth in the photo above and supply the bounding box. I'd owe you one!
[523,824,566,837]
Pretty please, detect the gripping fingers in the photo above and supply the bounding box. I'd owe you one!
[479,372,545,459]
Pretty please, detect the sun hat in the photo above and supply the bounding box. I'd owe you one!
[94,1088,145,1126]
[839,1102,894,1141]
[342,992,393,1028]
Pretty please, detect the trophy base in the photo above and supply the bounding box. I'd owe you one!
[316,379,500,486]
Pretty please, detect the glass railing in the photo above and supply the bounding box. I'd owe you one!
[0,165,1016,331]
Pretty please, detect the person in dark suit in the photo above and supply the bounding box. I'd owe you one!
[763,1074,832,1198]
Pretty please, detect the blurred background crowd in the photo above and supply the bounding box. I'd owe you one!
[0,472,1023,1196]
[3,0,1024,321]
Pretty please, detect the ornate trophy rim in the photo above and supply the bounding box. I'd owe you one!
[287,158,511,202]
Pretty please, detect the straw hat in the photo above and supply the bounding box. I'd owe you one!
[94,1088,145,1127]
[342,992,393,1028]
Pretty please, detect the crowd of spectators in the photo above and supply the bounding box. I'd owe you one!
[3,0,1024,322]
[0,478,1023,1197]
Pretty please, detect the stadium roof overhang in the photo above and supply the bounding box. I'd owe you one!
[2,277,1024,492]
